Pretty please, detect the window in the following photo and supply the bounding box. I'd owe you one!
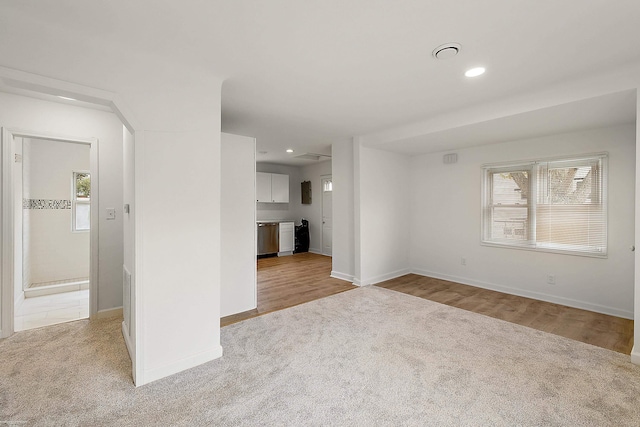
[73,171,90,231]
[481,154,607,257]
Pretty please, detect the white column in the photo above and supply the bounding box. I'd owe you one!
[632,93,640,365]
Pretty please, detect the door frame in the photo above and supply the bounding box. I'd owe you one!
[1,128,99,338]
[321,175,332,256]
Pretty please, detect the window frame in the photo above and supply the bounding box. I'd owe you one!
[72,170,91,232]
[481,153,607,258]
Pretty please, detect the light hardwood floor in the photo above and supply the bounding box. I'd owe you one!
[376,274,634,355]
[221,255,633,355]
[220,252,355,326]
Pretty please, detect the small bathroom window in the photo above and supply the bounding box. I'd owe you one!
[73,171,90,232]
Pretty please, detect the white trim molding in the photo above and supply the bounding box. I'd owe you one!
[96,307,123,320]
[412,268,634,320]
[631,346,640,365]
[0,128,100,339]
[330,271,354,283]
[140,345,223,387]
[362,268,411,287]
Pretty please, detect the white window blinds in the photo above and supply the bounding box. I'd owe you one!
[482,154,607,257]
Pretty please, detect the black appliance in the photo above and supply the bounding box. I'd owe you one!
[294,219,309,253]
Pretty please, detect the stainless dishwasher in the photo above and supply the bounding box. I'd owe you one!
[257,222,279,255]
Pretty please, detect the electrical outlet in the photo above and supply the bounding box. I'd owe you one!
[546,275,556,285]
[461,257,466,266]
[106,208,116,220]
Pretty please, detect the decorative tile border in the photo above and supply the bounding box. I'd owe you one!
[23,199,72,209]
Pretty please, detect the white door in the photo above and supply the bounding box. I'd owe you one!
[321,176,332,256]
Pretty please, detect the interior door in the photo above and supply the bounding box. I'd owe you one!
[321,176,332,256]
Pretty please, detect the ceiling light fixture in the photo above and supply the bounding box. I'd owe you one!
[286,149,294,153]
[58,95,76,101]
[465,67,486,77]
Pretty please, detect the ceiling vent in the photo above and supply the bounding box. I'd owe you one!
[432,43,462,60]
[443,153,458,164]
[294,153,332,161]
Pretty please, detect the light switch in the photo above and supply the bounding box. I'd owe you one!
[106,208,116,220]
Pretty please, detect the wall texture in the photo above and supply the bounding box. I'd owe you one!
[359,145,411,285]
[24,138,90,285]
[409,124,635,318]
[255,163,301,221]
[221,133,256,317]
[330,140,355,281]
[298,160,332,254]
[0,91,124,312]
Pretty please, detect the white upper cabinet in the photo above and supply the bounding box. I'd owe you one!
[271,173,289,203]
[256,172,272,202]
[256,172,289,203]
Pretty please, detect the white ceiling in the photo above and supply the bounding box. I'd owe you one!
[372,90,638,155]
[0,1,638,165]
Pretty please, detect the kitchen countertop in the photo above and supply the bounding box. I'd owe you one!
[257,220,295,224]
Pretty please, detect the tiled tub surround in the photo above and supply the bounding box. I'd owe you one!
[23,198,72,209]
[23,201,90,288]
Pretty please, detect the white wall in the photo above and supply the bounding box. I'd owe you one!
[298,160,331,254]
[121,126,135,377]
[359,145,411,285]
[331,140,355,282]
[410,125,636,318]
[24,138,90,285]
[256,163,301,221]
[13,138,23,304]
[0,92,123,312]
[221,133,256,317]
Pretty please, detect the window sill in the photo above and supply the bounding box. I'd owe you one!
[480,240,608,259]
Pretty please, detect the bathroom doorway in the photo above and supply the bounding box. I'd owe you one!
[10,134,95,331]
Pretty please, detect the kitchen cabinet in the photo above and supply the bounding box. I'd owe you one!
[278,221,294,255]
[256,172,272,202]
[256,172,289,203]
[271,173,289,203]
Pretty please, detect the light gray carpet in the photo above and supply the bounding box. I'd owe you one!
[2,286,640,426]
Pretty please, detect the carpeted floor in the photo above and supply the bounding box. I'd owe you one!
[2,286,640,426]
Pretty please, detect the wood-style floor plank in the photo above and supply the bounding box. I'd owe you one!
[220,253,355,326]
[376,274,634,354]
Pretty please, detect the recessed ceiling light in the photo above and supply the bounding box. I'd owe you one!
[286,149,294,153]
[58,95,76,101]
[465,67,485,77]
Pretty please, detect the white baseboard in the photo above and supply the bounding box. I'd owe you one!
[308,248,323,255]
[631,346,640,365]
[411,268,634,320]
[95,307,124,320]
[140,345,223,387]
[330,271,354,283]
[363,268,411,287]
[352,277,363,287]
[25,280,89,298]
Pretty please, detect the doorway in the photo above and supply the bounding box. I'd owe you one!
[321,176,332,256]
[15,137,91,330]
[1,129,98,337]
